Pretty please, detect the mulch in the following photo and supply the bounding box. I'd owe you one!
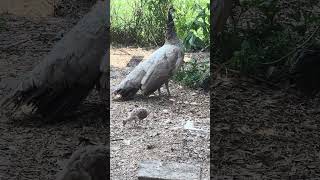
[211,74,320,179]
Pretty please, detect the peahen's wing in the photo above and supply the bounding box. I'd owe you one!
[140,46,183,96]
[113,45,170,99]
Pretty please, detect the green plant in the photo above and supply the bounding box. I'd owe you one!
[230,29,294,73]
[174,58,210,88]
[111,0,210,51]
[214,0,320,77]
[137,0,171,46]
[182,3,210,51]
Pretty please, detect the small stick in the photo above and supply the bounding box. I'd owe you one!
[263,26,320,65]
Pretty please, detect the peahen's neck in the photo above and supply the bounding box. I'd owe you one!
[165,9,180,45]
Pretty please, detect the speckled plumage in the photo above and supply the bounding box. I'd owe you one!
[123,108,149,125]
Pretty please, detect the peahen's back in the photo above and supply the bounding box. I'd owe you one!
[140,45,184,96]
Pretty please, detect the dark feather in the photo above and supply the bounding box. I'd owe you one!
[294,47,320,96]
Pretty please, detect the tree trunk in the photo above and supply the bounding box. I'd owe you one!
[212,0,232,37]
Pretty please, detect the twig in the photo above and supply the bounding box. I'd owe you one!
[213,59,232,77]
[262,25,320,65]
[201,45,210,52]
[148,28,159,47]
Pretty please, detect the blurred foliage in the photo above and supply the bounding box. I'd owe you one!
[111,0,209,51]
[174,58,210,88]
[214,0,320,77]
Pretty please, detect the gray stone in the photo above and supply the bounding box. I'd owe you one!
[138,160,201,180]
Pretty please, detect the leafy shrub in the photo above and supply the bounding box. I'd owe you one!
[230,29,294,73]
[111,0,209,51]
[174,58,210,88]
[214,0,320,77]
[174,1,210,50]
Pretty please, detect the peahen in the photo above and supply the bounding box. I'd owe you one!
[113,5,184,100]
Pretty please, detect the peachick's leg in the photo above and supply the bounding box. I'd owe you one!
[158,88,161,96]
[165,81,171,97]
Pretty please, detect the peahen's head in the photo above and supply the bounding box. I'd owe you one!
[167,5,175,27]
[165,5,179,44]
[168,5,175,18]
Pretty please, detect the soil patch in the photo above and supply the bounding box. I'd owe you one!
[110,48,210,179]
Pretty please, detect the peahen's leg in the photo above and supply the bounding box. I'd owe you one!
[165,81,171,96]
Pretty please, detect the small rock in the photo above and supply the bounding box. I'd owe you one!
[124,139,131,145]
[162,109,169,113]
[138,160,201,180]
[190,102,199,105]
[184,121,194,130]
[169,98,175,102]
[150,132,160,137]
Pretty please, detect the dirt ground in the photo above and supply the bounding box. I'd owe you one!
[211,75,320,179]
[110,49,210,179]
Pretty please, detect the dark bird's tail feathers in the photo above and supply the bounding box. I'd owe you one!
[0,79,95,120]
